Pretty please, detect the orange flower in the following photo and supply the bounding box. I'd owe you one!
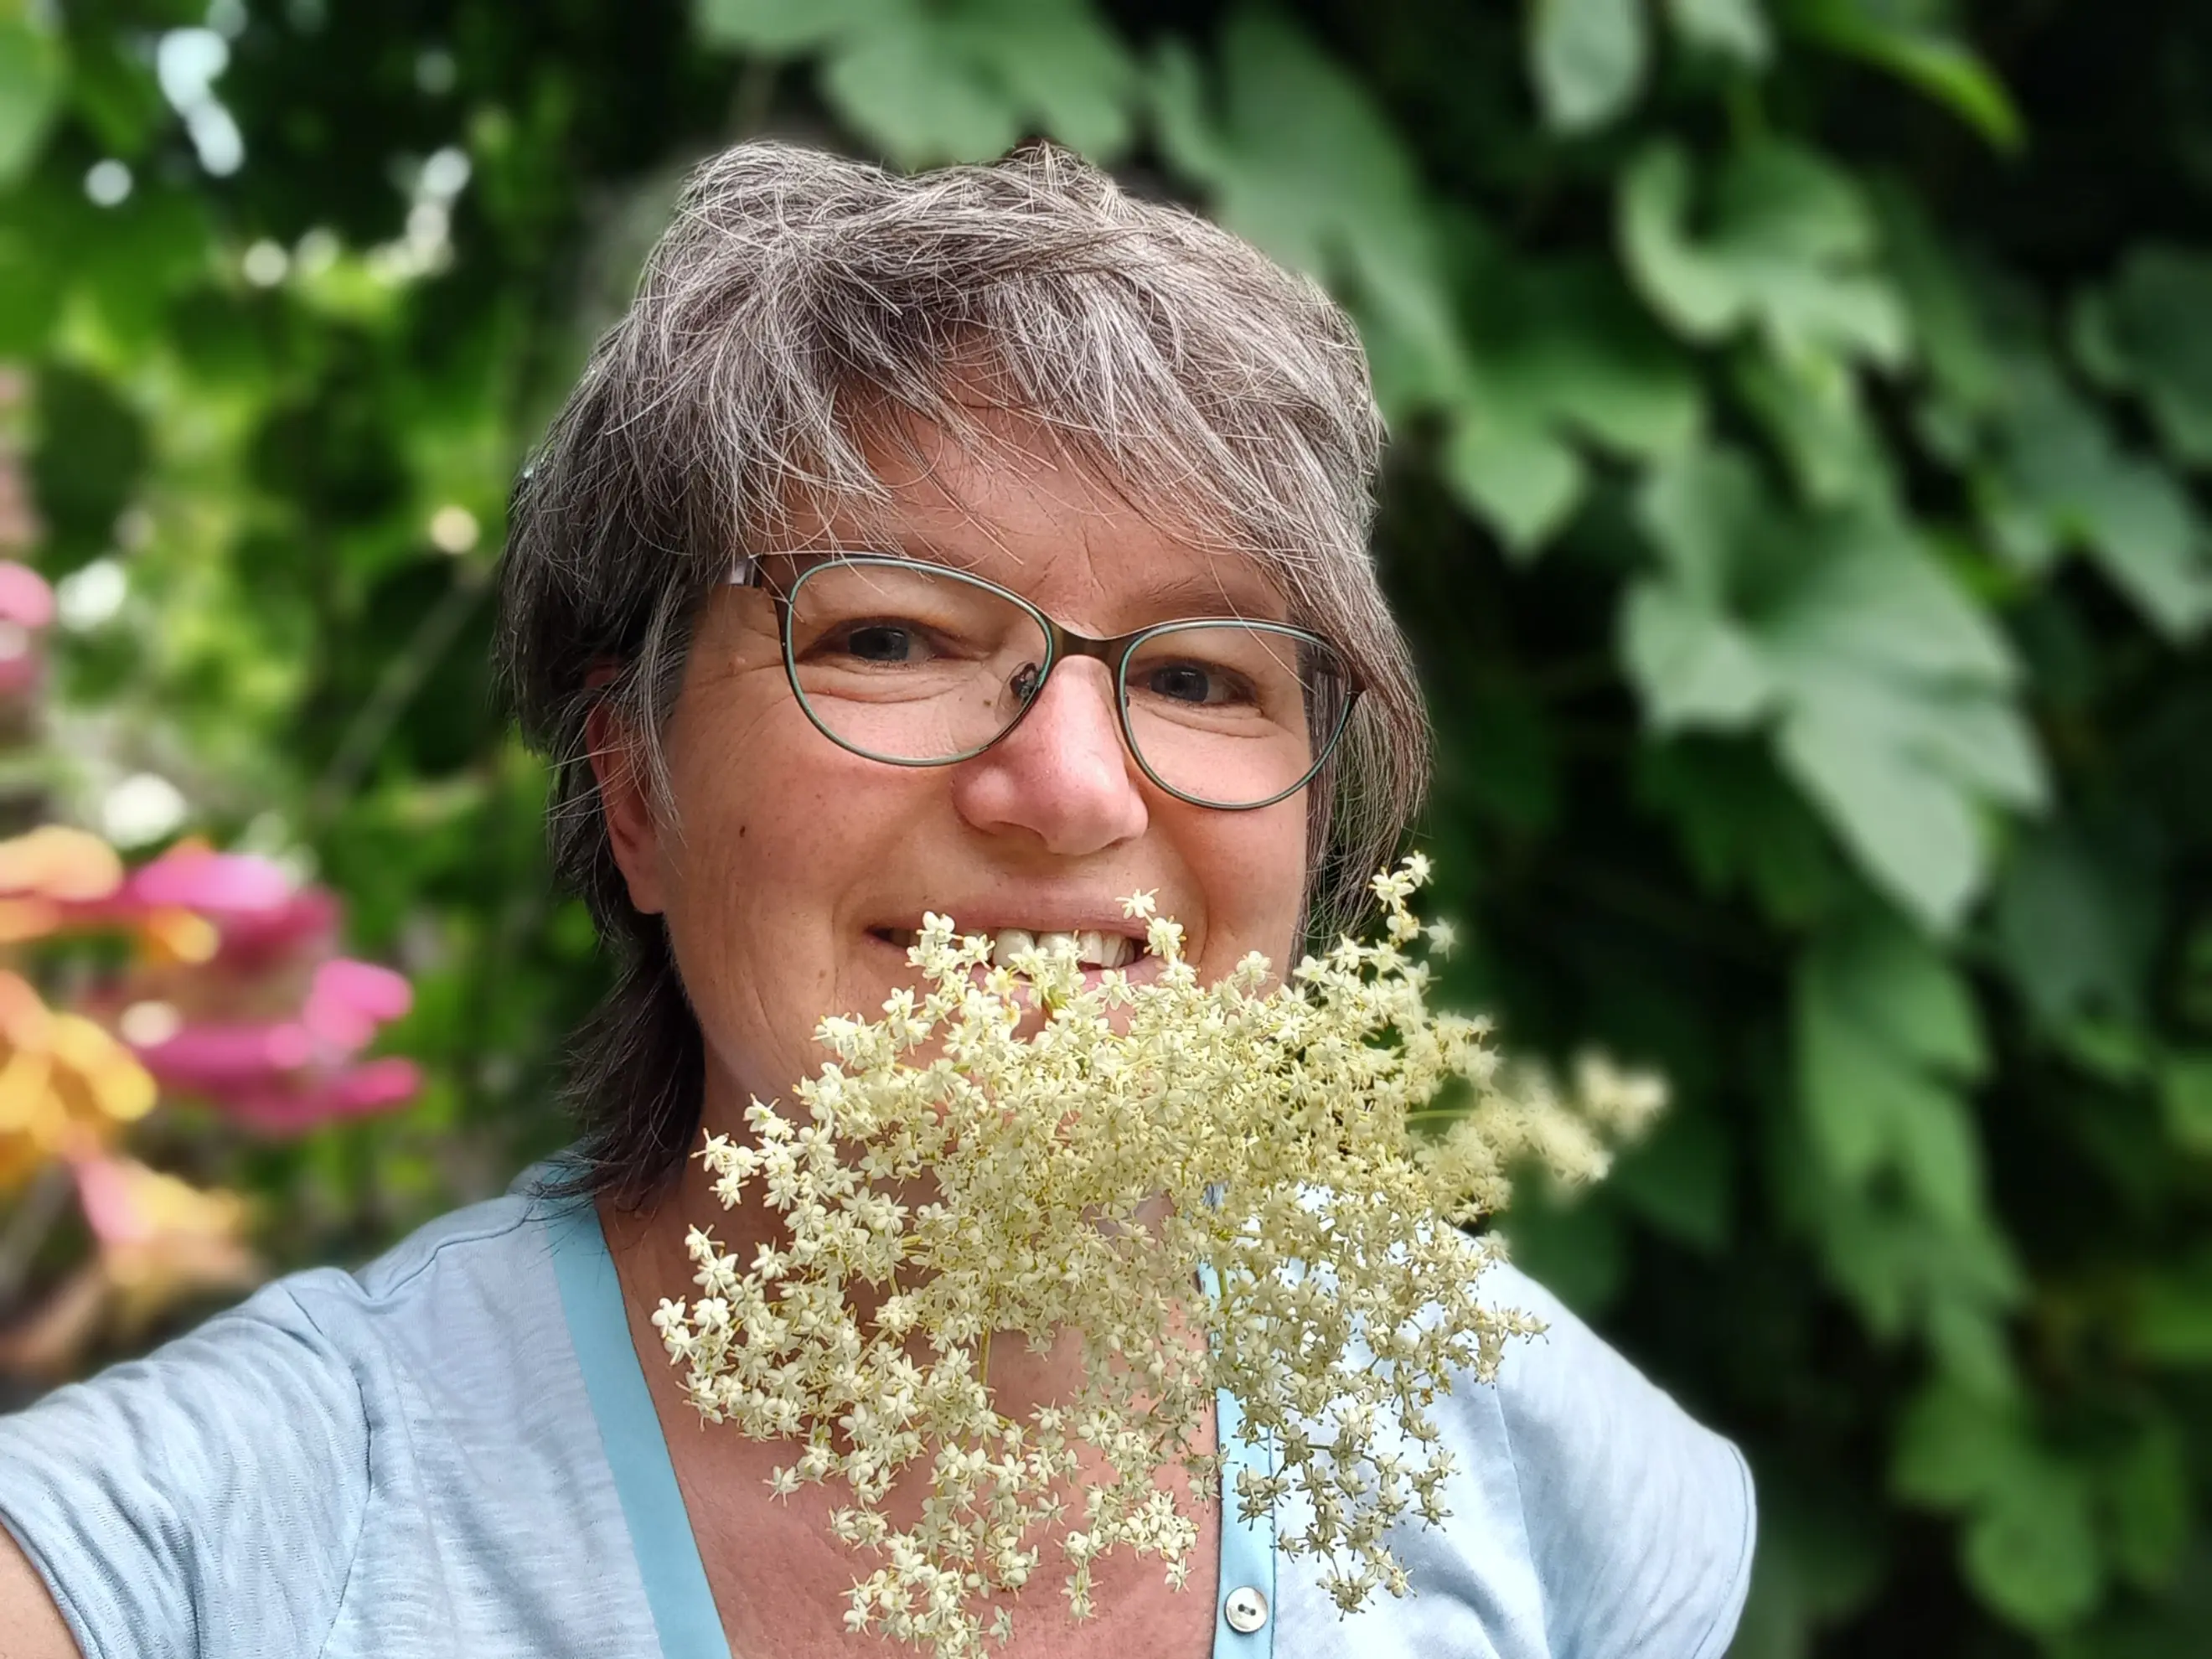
[0,825,125,944]
[0,969,158,1190]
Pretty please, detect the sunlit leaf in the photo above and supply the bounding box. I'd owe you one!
[1735,349,1893,506]
[820,14,1022,167]
[1442,414,1584,554]
[1621,579,1776,726]
[1665,0,1772,66]
[693,0,886,54]
[1150,10,1462,380]
[1786,0,2023,152]
[1620,140,1910,370]
[1527,0,1648,134]
[0,13,64,184]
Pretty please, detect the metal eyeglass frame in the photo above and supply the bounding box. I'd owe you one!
[728,552,1362,812]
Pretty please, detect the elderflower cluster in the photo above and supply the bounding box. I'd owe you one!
[653,859,1659,1656]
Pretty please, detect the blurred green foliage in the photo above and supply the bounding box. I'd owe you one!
[2,0,2209,1652]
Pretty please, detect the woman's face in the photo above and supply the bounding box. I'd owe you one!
[599,419,1312,1122]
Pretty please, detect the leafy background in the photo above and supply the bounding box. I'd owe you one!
[3,0,2209,1652]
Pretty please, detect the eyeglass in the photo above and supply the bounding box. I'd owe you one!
[729,553,1361,811]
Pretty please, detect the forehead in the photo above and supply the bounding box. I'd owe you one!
[771,406,1294,628]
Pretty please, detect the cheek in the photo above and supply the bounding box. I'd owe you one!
[651,700,932,1065]
[1185,797,1310,965]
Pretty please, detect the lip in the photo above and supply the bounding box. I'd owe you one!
[866,902,1165,940]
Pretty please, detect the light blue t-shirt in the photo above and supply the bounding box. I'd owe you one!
[0,1172,1753,1658]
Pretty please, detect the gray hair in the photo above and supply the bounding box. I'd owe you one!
[497,140,1431,1202]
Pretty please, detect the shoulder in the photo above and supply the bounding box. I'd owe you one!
[0,1184,580,1659]
[1470,1261,1755,1659]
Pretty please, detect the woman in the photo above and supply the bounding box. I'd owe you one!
[0,142,1751,1658]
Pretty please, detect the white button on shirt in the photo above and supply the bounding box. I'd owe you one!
[1224,1585,1270,1633]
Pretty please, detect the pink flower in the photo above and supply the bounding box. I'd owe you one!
[0,561,52,696]
[128,957,420,1134]
[0,561,54,628]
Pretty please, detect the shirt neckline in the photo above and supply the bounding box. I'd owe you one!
[544,1193,1276,1659]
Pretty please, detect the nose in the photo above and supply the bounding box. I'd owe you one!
[948,657,1149,855]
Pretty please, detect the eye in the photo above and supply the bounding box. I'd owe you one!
[1142,661,1244,706]
[834,622,930,664]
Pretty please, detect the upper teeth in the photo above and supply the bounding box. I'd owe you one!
[878,925,1145,970]
[990,928,1138,969]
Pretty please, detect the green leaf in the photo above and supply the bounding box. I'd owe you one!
[813,0,1134,166]
[1797,908,1987,1222]
[1800,1176,2020,1376]
[1962,1459,2104,1632]
[1150,10,1462,382]
[1665,0,1773,66]
[1778,698,1982,931]
[1809,902,1987,1076]
[1621,580,1777,726]
[0,219,61,355]
[693,0,886,53]
[1442,414,1584,555]
[1873,183,2003,414]
[1985,360,2212,639]
[1440,240,1702,550]
[1892,1379,2023,1508]
[1527,0,1648,134]
[2127,1253,2212,1367]
[2089,245,2212,468]
[948,0,1134,160]
[1990,820,2158,1032]
[1736,349,1893,506]
[2162,1055,2212,1156]
[1461,243,1705,459]
[1633,438,1769,599]
[1620,140,1910,370]
[705,0,1134,166]
[1624,445,2041,928]
[1786,0,2023,152]
[819,13,1024,166]
[0,12,63,184]
[2099,1420,2190,1589]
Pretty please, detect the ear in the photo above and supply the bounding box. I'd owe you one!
[586,691,669,917]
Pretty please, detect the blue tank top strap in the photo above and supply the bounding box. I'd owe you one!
[545,1199,734,1659]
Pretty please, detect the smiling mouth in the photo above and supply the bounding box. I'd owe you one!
[870,926,1151,971]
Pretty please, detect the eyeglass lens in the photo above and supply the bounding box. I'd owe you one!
[778,560,1348,809]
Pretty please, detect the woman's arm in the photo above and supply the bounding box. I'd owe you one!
[0,1528,82,1659]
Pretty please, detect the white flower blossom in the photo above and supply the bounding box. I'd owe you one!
[658,859,1653,1657]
